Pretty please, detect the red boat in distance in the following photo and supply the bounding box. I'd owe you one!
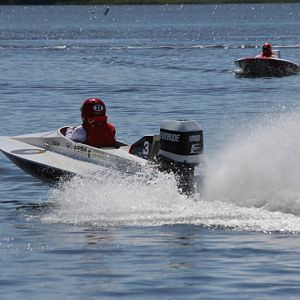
[235,56,300,77]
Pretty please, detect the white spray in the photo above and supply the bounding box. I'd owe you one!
[42,112,300,232]
[204,111,300,216]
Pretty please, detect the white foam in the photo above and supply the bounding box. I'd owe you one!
[41,112,300,233]
[42,169,189,227]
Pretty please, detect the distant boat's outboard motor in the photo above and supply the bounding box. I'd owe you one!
[159,120,203,194]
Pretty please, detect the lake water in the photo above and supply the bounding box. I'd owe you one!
[1,4,300,299]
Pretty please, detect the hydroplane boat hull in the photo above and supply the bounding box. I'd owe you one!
[0,121,204,194]
[234,57,300,77]
[0,128,147,184]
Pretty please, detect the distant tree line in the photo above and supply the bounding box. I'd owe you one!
[2,0,300,4]
[0,0,54,4]
[0,0,103,3]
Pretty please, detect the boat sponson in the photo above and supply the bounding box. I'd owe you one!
[2,150,73,183]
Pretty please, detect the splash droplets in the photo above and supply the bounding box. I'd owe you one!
[42,112,300,232]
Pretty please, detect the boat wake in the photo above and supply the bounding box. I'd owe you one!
[41,111,300,233]
[42,170,191,227]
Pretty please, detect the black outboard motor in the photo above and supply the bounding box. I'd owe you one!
[129,119,203,194]
[159,120,203,194]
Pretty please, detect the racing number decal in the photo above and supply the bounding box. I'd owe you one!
[143,140,150,156]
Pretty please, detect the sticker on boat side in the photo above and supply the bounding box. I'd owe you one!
[11,149,46,155]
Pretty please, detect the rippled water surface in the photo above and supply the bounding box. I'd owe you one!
[1,4,300,299]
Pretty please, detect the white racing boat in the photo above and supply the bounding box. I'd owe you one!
[0,120,204,194]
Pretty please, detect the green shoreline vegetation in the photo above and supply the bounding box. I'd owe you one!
[2,0,300,4]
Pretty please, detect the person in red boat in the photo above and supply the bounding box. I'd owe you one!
[66,98,117,148]
[255,43,276,58]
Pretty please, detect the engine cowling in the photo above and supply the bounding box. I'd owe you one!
[129,119,204,194]
[159,120,203,194]
[159,120,203,166]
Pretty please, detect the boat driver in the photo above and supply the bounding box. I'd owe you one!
[66,98,117,148]
[255,43,276,58]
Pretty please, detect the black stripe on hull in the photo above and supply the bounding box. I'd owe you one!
[2,152,74,184]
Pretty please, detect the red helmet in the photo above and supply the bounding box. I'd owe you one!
[81,98,107,123]
[262,43,272,57]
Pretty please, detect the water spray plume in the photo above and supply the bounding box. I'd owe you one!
[205,112,300,216]
[42,112,300,232]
